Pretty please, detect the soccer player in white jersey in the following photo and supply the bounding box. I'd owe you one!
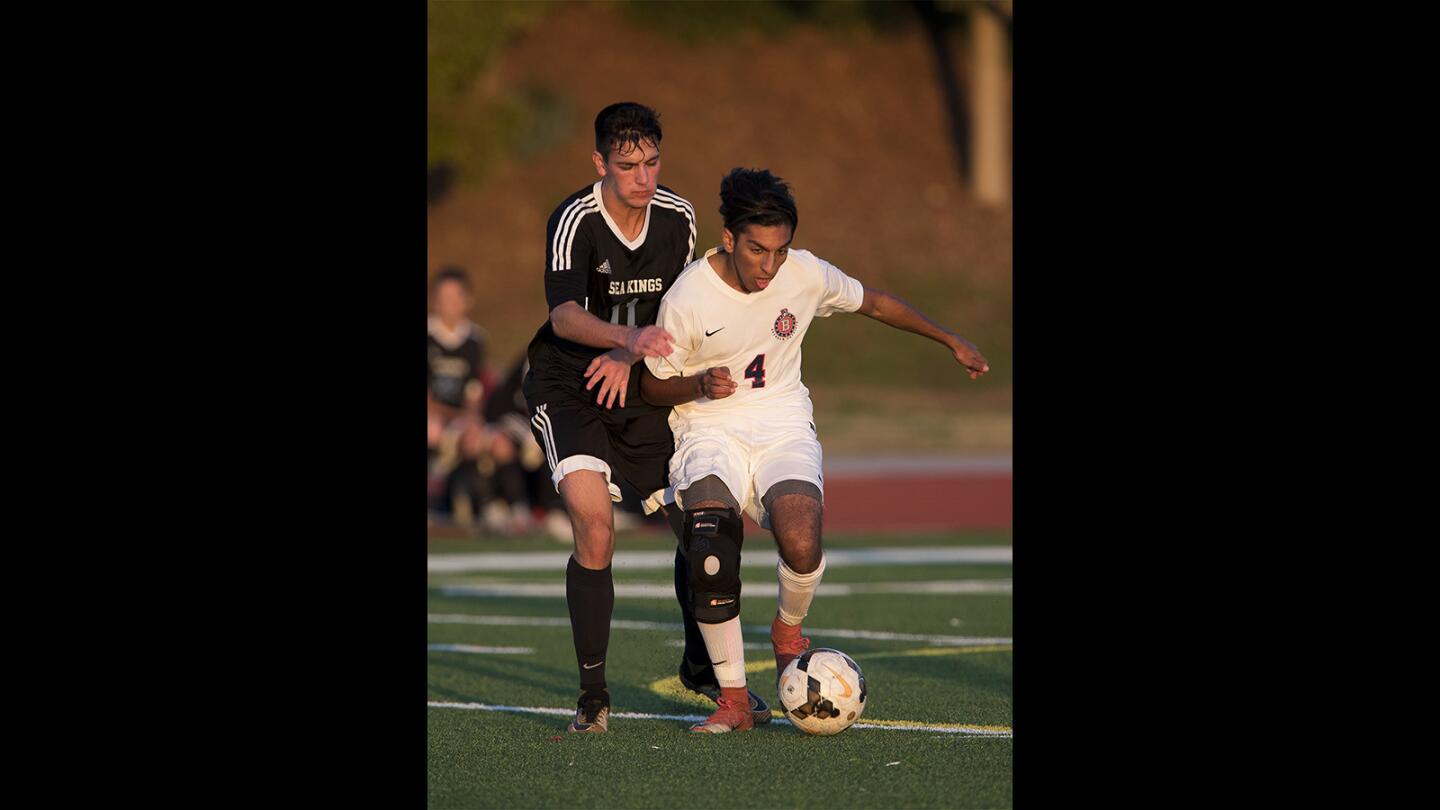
[639,168,989,733]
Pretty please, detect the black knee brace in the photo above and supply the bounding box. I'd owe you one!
[682,507,743,623]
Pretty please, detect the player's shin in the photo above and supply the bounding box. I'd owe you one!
[682,507,746,687]
[673,546,712,678]
[776,554,826,626]
[773,555,825,675]
[566,556,614,694]
[697,619,747,689]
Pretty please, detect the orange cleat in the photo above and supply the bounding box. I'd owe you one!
[689,687,755,734]
[771,613,811,680]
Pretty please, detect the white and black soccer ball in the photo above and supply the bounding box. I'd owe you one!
[777,648,867,735]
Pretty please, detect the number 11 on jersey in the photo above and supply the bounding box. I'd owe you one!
[745,354,766,388]
[609,299,638,327]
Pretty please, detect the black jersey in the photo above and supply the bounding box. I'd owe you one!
[526,181,696,392]
[427,317,487,409]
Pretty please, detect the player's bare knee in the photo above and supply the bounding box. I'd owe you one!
[572,541,614,570]
[766,485,823,573]
[775,526,823,573]
[765,486,823,526]
[573,515,613,547]
[560,472,617,567]
[570,515,614,568]
[778,539,823,574]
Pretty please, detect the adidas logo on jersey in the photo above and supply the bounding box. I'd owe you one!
[596,259,612,274]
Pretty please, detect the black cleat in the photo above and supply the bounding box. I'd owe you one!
[567,690,610,733]
[677,661,772,725]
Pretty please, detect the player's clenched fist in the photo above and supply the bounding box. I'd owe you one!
[951,336,989,380]
[626,324,674,358]
[696,367,737,400]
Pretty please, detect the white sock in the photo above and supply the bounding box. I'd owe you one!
[697,616,747,688]
[777,555,827,626]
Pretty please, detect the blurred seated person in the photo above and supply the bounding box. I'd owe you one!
[484,353,572,540]
[427,266,498,528]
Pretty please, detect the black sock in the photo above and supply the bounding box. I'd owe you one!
[673,546,711,675]
[566,556,613,694]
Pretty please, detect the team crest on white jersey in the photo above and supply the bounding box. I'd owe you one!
[772,308,797,340]
[596,259,612,275]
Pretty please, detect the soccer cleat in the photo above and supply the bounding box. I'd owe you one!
[677,660,772,725]
[771,613,811,681]
[689,691,755,734]
[567,690,610,733]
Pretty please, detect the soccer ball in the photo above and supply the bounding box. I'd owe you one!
[777,648,867,735]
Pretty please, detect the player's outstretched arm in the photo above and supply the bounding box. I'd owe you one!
[550,301,674,358]
[638,364,737,406]
[854,286,990,379]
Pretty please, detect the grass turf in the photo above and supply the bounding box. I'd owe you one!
[428,710,1012,809]
[427,530,1011,808]
[426,527,1013,553]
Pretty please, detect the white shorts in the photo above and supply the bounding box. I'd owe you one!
[668,415,823,529]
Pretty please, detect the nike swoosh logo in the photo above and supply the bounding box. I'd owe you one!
[583,661,604,669]
[705,327,725,337]
[824,665,853,698]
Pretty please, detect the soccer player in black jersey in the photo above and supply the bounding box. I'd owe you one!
[522,102,767,733]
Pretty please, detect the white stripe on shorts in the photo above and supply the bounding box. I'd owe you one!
[530,405,558,470]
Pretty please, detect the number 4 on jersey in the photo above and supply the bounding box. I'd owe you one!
[744,354,766,388]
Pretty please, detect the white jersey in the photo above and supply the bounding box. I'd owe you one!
[645,247,864,431]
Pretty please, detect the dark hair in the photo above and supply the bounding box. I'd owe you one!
[594,102,662,160]
[718,168,798,236]
[432,265,472,294]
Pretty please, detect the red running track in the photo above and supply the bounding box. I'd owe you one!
[819,471,1011,532]
[430,458,1012,537]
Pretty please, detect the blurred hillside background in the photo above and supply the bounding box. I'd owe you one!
[428,0,1012,455]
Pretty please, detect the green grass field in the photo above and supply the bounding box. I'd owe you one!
[428,528,1012,809]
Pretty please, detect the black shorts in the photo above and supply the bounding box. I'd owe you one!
[522,363,674,505]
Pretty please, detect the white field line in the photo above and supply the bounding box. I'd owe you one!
[426,700,1012,737]
[429,546,1011,573]
[437,579,1012,599]
[657,640,1013,657]
[666,639,772,650]
[427,613,1011,647]
[427,644,534,654]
